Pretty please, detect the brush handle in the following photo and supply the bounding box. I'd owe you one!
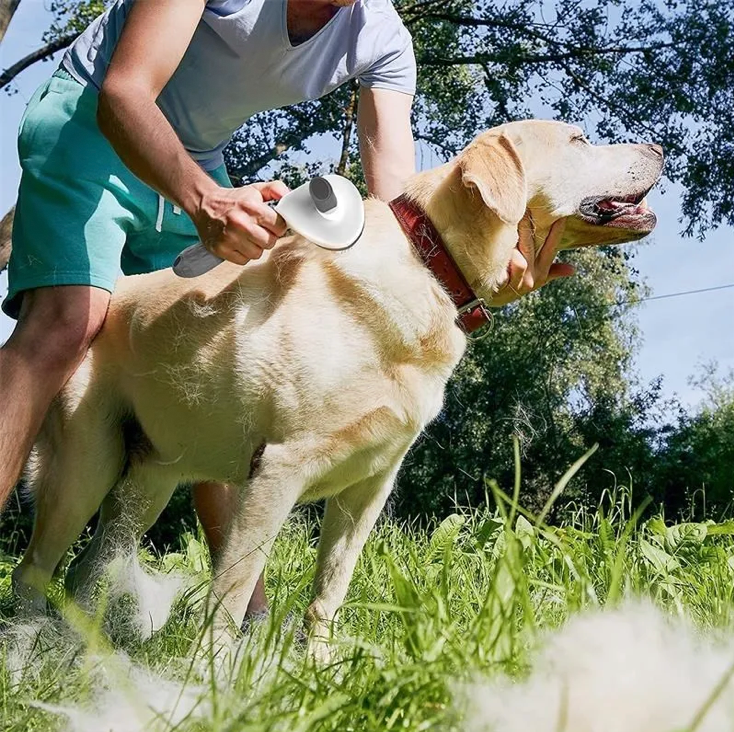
[172,243,223,278]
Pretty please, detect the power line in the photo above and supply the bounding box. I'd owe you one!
[631,283,734,305]
[563,282,734,321]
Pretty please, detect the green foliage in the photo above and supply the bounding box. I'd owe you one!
[654,366,734,519]
[43,0,108,41]
[3,485,734,730]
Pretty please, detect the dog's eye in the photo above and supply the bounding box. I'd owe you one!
[571,134,590,145]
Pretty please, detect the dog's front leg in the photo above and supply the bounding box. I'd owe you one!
[305,464,401,660]
[210,448,303,639]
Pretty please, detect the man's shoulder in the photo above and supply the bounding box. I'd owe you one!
[355,0,412,50]
[350,1,416,93]
[360,0,409,30]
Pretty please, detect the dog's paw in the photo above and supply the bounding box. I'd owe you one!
[306,633,333,664]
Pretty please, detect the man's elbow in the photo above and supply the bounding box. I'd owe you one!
[97,76,153,133]
[97,77,123,134]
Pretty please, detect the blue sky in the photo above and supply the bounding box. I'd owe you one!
[1,0,733,410]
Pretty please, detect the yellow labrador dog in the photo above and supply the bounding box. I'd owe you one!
[13,120,663,650]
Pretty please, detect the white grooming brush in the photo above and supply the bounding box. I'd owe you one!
[172,174,365,278]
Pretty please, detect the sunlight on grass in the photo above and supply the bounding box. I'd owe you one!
[3,461,734,730]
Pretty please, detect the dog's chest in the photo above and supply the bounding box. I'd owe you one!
[293,372,449,503]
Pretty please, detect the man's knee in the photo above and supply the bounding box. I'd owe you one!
[43,309,105,364]
[8,286,110,371]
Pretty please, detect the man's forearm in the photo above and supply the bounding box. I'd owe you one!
[357,88,415,201]
[97,85,218,217]
[360,125,415,201]
[363,150,415,201]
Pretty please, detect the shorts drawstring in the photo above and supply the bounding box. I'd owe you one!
[155,194,165,233]
[155,197,183,232]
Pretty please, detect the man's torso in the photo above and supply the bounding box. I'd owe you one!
[62,0,415,170]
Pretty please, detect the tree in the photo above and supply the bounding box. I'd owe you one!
[653,366,734,520]
[0,0,21,44]
[2,0,733,233]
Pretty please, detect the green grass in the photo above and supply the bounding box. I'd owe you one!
[2,473,734,731]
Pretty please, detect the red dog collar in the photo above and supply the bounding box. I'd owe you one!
[388,194,491,334]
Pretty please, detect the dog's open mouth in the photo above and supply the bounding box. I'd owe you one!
[578,191,657,233]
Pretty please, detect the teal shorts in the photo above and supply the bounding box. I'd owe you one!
[3,68,230,319]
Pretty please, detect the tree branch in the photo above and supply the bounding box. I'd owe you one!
[227,127,315,184]
[0,32,78,90]
[419,43,675,68]
[404,9,572,48]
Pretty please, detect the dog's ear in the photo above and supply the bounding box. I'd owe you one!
[458,133,527,225]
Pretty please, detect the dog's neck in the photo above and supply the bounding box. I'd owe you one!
[402,165,521,301]
[298,199,466,376]
[388,195,491,333]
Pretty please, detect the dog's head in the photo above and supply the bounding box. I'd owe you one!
[415,120,664,295]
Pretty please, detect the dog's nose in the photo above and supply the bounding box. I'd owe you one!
[648,143,664,158]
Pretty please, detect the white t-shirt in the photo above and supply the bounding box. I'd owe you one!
[63,0,416,170]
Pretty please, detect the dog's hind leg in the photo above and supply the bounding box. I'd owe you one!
[12,391,126,612]
[65,460,180,606]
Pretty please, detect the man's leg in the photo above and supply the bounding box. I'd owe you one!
[192,481,268,616]
[0,286,110,512]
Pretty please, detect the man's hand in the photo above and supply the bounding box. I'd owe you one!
[194,181,290,265]
[488,215,575,307]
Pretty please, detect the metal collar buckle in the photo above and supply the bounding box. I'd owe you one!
[456,297,486,317]
[457,298,494,341]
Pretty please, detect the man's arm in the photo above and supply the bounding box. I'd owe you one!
[98,0,213,217]
[357,87,415,201]
[98,0,286,264]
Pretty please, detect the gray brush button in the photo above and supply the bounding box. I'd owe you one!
[309,176,338,213]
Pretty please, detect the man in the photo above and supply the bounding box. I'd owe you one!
[0,0,571,615]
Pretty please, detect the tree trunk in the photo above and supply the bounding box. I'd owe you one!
[336,82,358,176]
[0,206,14,273]
[0,0,20,44]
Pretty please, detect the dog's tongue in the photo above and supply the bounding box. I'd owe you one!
[599,198,646,215]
